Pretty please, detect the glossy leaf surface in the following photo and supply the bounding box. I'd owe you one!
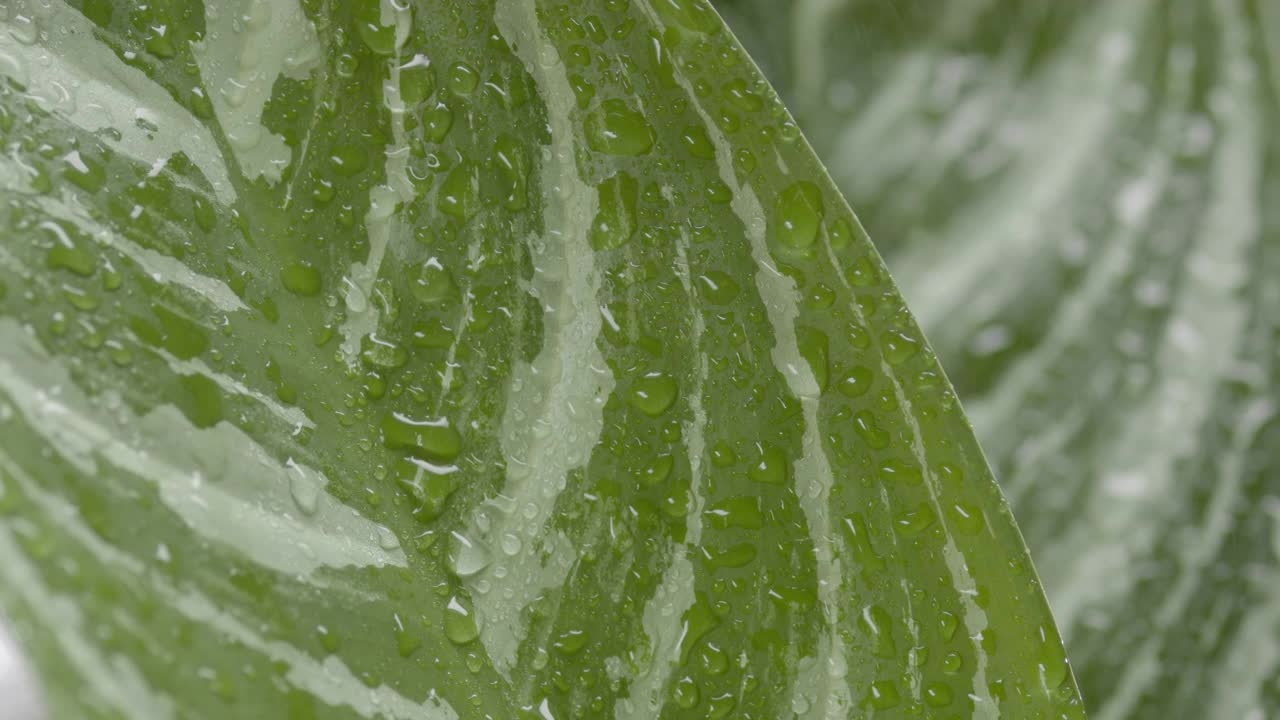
[0,0,1082,718]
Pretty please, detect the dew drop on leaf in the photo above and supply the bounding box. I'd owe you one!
[747,444,788,485]
[444,595,479,645]
[773,180,824,249]
[836,365,872,397]
[447,62,479,95]
[924,682,954,707]
[448,531,492,577]
[381,412,462,461]
[412,258,458,304]
[397,54,435,104]
[280,261,322,296]
[628,371,677,416]
[867,680,900,710]
[590,171,638,250]
[584,98,655,156]
[423,102,454,142]
[696,270,740,305]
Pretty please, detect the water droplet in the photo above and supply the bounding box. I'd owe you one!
[317,624,340,653]
[359,19,397,55]
[0,49,28,87]
[836,366,872,397]
[330,143,368,177]
[8,14,39,46]
[924,682,953,707]
[697,643,729,675]
[894,503,936,536]
[866,680,900,710]
[704,542,756,568]
[696,271,740,305]
[499,533,522,556]
[882,330,920,365]
[448,531,491,577]
[447,62,479,95]
[859,605,895,659]
[396,623,422,658]
[399,55,435,104]
[584,99,655,156]
[677,595,719,664]
[281,261,322,296]
[62,151,106,193]
[853,411,890,449]
[841,513,885,570]
[628,371,678,416]
[412,258,458,304]
[673,676,700,709]
[709,440,737,467]
[423,102,454,142]
[381,412,462,461]
[45,231,97,278]
[681,125,715,160]
[797,327,829,390]
[948,503,985,534]
[444,595,479,645]
[707,693,736,718]
[439,161,477,221]
[723,78,763,112]
[879,458,922,485]
[706,496,762,530]
[938,610,959,641]
[553,628,589,655]
[377,525,400,551]
[747,444,788,485]
[1037,623,1069,689]
[287,462,321,516]
[361,333,409,369]
[411,318,455,348]
[335,53,359,78]
[493,134,529,211]
[773,181,824,248]
[590,171,638,250]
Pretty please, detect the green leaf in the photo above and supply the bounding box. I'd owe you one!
[718,0,1280,718]
[0,0,1082,718]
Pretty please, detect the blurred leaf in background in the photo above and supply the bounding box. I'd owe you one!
[717,0,1280,718]
[0,0,1083,718]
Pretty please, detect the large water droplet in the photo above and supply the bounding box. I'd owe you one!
[590,171,638,250]
[287,461,321,516]
[444,595,479,645]
[584,99,655,156]
[412,257,458,304]
[773,181,824,249]
[747,444,788,485]
[628,371,678,416]
[448,531,491,577]
[281,261,322,296]
[381,412,462,461]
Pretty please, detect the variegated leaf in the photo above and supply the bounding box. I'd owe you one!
[0,0,1082,718]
